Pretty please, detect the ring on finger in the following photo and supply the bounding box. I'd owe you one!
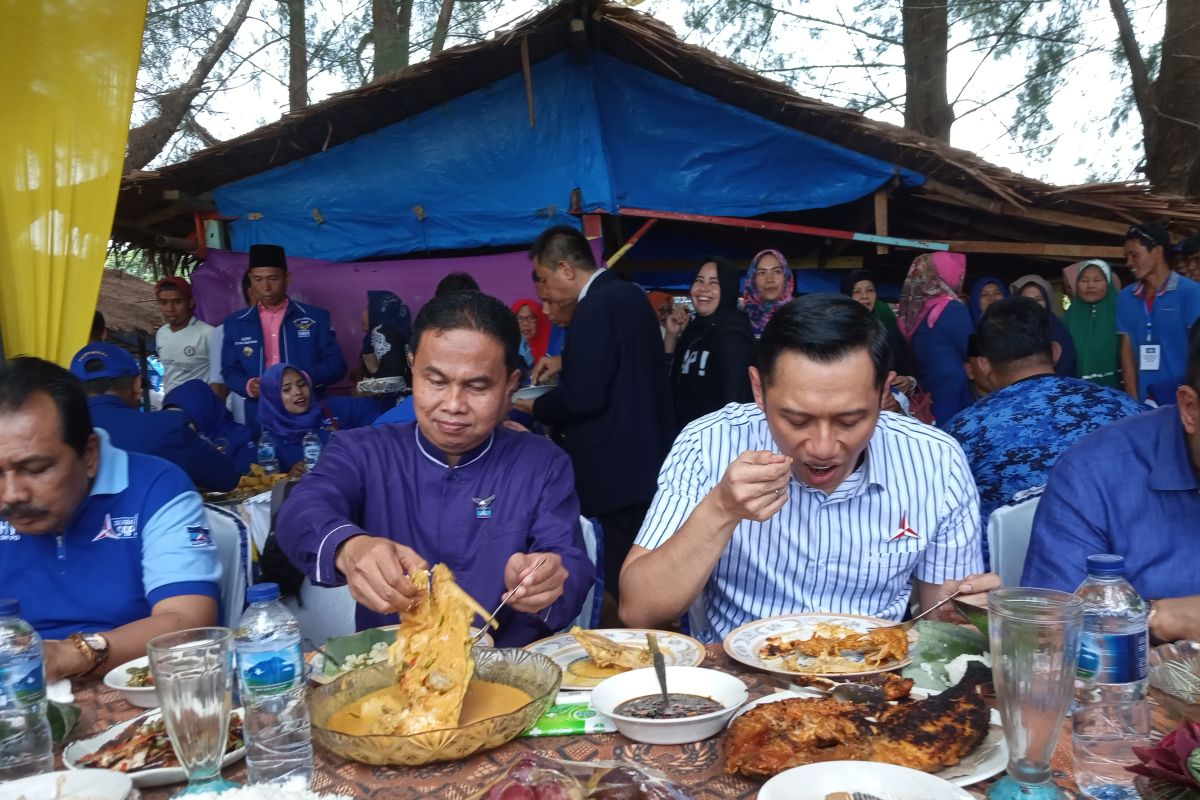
[774,488,782,498]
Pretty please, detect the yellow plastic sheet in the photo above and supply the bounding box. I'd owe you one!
[0,1,146,364]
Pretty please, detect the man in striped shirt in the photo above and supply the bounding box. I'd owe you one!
[620,294,988,642]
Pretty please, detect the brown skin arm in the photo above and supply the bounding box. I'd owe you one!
[1151,596,1200,642]
[209,383,230,401]
[43,594,218,682]
[1119,334,1139,401]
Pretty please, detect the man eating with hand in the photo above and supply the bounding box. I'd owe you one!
[276,291,593,646]
[620,294,991,642]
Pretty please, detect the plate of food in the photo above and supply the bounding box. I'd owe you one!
[725,661,1006,788]
[512,384,554,402]
[63,707,245,788]
[204,464,290,503]
[357,376,407,396]
[724,612,913,678]
[307,625,495,685]
[525,627,706,690]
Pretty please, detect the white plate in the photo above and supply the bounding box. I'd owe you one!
[525,629,706,690]
[0,769,132,800]
[63,707,246,789]
[723,612,913,678]
[759,760,976,800]
[729,689,1007,788]
[512,384,554,401]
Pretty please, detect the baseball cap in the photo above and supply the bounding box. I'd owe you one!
[70,342,140,381]
[154,275,193,297]
[1179,234,1200,257]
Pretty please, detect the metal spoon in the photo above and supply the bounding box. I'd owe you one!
[796,675,886,704]
[646,633,671,714]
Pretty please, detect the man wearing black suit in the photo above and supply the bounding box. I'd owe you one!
[515,226,675,604]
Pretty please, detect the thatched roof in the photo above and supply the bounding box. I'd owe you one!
[97,269,161,334]
[112,0,1200,258]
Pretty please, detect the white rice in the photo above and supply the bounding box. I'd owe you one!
[183,778,351,800]
[944,652,992,686]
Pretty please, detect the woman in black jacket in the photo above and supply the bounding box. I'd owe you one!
[664,256,756,428]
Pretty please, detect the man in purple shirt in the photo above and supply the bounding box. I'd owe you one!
[277,292,593,646]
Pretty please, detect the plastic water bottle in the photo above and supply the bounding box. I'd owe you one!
[234,583,312,786]
[257,431,279,475]
[0,599,53,780]
[301,432,322,472]
[1071,554,1151,800]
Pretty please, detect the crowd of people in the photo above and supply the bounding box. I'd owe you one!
[1,221,1199,682]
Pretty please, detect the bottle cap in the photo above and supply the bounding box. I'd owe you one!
[1086,554,1125,576]
[246,583,281,603]
[0,598,18,617]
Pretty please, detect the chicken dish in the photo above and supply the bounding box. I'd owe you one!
[760,623,910,674]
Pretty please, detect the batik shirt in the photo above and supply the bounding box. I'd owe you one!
[944,374,1146,565]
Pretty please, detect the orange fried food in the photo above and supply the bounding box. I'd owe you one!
[761,623,911,673]
[838,627,910,667]
[858,671,915,701]
[869,667,991,772]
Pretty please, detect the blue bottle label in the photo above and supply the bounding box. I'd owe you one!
[239,643,303,695]
[1077,630,1148,683]
[0,652,46,709]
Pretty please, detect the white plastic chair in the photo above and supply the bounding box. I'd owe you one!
[282,581,357,647]
[204,504,252,629]
[987,486,1044,587]
[563,516,603,631]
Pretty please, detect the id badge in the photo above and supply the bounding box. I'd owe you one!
[1140,344,1161,371]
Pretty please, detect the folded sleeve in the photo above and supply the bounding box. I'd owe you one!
[140,479,221,605]
[634,425,715,552]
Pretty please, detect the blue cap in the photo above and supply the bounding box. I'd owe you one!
[0,599,18,617]
[246,583,281,603]
[1086,554,1126,576]
[70,342,140,381]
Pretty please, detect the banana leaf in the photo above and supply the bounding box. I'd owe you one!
[902,620,989,691]
[318,628,394,677]
[48,701,81,745]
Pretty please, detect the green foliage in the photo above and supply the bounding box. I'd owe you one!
[47,701,81,745]
[900,620,988,691]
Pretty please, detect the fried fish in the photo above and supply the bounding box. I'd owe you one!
[570,626,652,670]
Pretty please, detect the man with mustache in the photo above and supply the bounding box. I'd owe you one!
[0,358,221,681]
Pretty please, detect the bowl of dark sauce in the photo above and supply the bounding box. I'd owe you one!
[591,666,748,744]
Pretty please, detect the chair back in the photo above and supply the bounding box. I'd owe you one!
[565,516,604,631]
[987,486,1044,587]
[204,504,252,628]
[283,581,358,647]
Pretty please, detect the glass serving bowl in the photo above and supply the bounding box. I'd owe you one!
[1150,641,1200,705]
[310,646,561,766]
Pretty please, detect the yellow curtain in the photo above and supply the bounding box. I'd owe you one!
[0,1,146,364]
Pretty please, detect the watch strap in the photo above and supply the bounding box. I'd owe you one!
[66,632,109,678]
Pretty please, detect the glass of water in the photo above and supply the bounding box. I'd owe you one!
[147,627,240,797]
[987,588,1084,800]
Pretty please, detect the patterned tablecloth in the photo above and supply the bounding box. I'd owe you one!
[69,645,1088,800]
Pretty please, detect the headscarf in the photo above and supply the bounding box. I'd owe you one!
[741,249,795,336]
[511,298,551,363]
[693,257,745,321]
[1011,275,1061,316]
[897,252,967,342]
[1063,260,1120,387]
[840,269,900,335]
[367,290,412,342]
[163,379,245,447]
[257,363,323,443]
[967,277,1010,325]
[1063,261,1122,296]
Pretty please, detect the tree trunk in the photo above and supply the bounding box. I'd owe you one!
[1109,0,1156,157]
[372,0,413,79]
[1144,0,1200,196]
[124,0,253,172]
[901,0,954,142]
[286,0,309,111]
[430,0,455,57]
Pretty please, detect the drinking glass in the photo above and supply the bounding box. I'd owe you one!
[147,627,240,797]
[987,588,1084,800]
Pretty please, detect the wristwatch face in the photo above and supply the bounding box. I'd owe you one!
[82,633,108,653]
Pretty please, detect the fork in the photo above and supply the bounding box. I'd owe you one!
[470,556,547,644]
[876,588,963,632]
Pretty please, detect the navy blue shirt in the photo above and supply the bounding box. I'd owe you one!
[944,374,1146,565]
[911,301,974,426]
[88,396,239,492]
[1022,406,1200,599]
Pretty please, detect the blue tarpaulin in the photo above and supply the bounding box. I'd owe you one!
[215,52,924,262]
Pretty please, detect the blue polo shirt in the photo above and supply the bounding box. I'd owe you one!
[1022,406,1200,599]
[1116,272,1200,402]
[0,432,221,639]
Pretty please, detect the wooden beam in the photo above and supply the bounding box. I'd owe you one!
[946,241,1124,258]
[134,191,218,229]
[874,188,889,255]
[921,179,1129,237]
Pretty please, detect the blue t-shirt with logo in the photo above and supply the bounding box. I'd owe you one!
[0,432,221,639]
[1115,272,1200,402]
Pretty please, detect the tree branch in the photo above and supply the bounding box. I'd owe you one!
[1108,0,1155,139]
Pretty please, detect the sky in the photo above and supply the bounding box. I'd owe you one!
[148,0,1163,188]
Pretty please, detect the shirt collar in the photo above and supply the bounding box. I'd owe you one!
[90,428,129,497]
[414,424,495,470]
[577,267,607,302]
[1149,407,1200,491]
[1133,270,1179,298]
[258,298,290,316]
[89,395,131,410]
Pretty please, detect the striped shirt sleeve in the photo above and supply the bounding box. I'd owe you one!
[912,439,984,585]
[634,425,718,552]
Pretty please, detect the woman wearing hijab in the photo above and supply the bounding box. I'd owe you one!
[1062,260,1121,388]
[840,269,916,377]
[360,290,413,384]
[968,277,1009,326]
[163,379,256,474]
[897,252,974,426]
[742,249,795,337]
[257,363,383,474]
[664,257,756,427]
[511,298,551,371]
[1010,275,1079,378]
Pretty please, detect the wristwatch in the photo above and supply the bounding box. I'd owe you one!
[67,632,110,678]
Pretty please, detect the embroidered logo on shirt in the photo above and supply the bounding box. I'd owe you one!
[184,345,197,357]
[188,526,214,548]
[93,514,139,542]
[889,513,920,542]
[472,495,495,519]
[294,317,315,338]
[0,522,18,542]
[243,346,254,357]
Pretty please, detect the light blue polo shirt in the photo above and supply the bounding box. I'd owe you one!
[0,431,221,639]
[1116,272,1200,402]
